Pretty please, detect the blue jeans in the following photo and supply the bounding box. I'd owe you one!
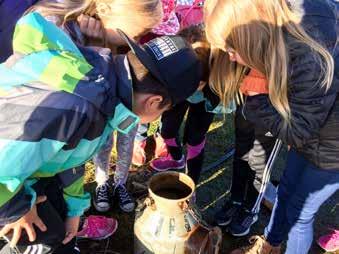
[264,149,339,254]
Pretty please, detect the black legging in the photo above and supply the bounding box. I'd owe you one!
[231,105,279,212]
[161,101,215,183]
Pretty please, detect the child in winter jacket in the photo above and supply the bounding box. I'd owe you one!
[0,11,201,254]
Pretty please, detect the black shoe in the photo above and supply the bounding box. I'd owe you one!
[93,182,111,212]
[215,200,242,226]
[113,183,135,212]
[229,208,258,237]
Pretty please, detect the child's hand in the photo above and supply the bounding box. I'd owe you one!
[62,216,80,245]
[77,14,104,39]
[0,196,47,247]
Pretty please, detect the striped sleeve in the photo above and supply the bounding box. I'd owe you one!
[0,138,65,225]
[57,166,90,217]
[0,184,34,226]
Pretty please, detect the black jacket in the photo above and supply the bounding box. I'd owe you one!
[244,0,339,170]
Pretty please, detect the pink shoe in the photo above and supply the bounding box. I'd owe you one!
[77,215,118,240]
[150,154,185,172]
[317,229,339,252]
[132,139,147,166]
[154,134,169,158]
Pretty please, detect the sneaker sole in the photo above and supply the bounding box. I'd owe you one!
[132,160,146,167]
[217,217,233,227]
[120,205,135,213]
[77,220,119,241]
[93,201,111,213]
[317,241,339,252]
[229,215,259,237]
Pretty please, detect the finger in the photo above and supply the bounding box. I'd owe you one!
[93,20,103,38]
[36,196,47,204]
[77,14,84,23]
[0,225,11,238]
[87,17,97,35]
[10,227,22,248]
[33,216,47,232]
[23,224,36,242]
[79,15,89,32]
[62,232,75,245]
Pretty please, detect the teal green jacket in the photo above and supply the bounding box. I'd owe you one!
[0,12,139,224]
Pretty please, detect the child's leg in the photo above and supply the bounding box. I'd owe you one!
[264,150,339,254]
[115,126,138,185]
[92,134,114,212]
[228,106,280,236]
[160,102,189,159]
[262,181,278,210]
[113,126,137,212]
[92,134,114,186]
[135,124,149,142]
[151,102,188,171]
[132,124,149,166]
[184,101,214,184]
[231,105,279,210]
[215,105,256,227]
[244,130,280,214]
[230,106,256,204]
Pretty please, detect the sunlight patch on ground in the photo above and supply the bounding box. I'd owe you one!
[197,166,226,189]
[201,190,230,212]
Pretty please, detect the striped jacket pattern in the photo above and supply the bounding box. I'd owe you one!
[0,12,139,224]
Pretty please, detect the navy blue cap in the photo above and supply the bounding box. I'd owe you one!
[118,30,202,105]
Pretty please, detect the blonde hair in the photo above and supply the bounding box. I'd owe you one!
[205,0,334,123]
[29,0,162,33]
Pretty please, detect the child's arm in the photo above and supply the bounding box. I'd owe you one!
[0,139,65,246]
[243,53,337,148]
[57,167,90,244]
[0,192,47,248]
[57,167,90,218]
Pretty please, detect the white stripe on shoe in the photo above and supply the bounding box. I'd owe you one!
[32,245,38,254]
[37,244,43,254]
[251,139,282,214]
[23,246,32,254]
[22,244,43,254]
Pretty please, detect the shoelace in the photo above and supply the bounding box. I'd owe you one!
[96,184,109,202]
[116,185,132,203]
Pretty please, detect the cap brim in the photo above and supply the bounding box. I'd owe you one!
[117,29,167,86]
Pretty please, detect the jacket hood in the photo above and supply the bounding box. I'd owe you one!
[0,11,134,115]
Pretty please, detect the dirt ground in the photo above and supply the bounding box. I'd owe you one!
[80,115,339,254]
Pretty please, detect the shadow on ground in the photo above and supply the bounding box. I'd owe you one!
[80,115,338,254]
